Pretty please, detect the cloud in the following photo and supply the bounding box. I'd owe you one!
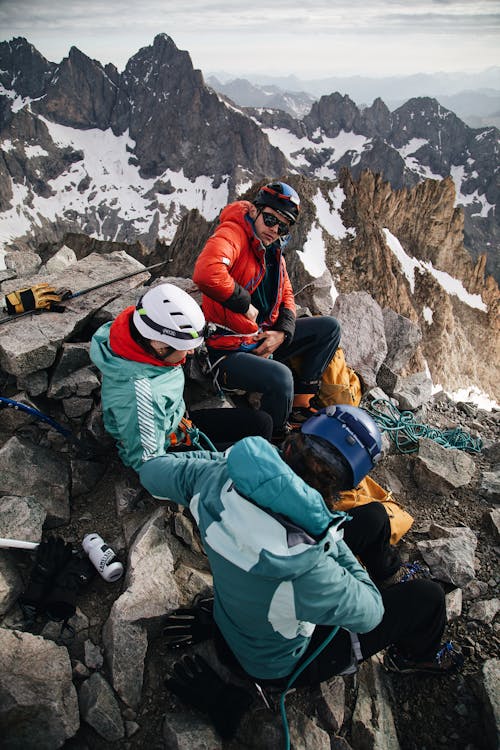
[0,0,499,75]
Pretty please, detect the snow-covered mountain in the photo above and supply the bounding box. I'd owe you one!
[0,34,498,279]
[206,75,315,118]
[0,34,498,402]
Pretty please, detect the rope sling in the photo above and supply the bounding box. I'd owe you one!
[365,398,483,455]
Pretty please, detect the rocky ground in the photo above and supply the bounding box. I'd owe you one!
[1,376,498,750]
[0,256,498,749]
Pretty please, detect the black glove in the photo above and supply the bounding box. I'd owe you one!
[163,596,214,648]
[45,552,95,622]
[18,536,74,618]
[166,654,254,739]
[4,284,72,314]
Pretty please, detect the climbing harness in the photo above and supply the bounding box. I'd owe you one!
[366,398,482,454]
[171,415,217,452]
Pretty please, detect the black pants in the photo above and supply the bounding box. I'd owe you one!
[215,503,446,687]
[208,316,341,431]
[190,407,273,451]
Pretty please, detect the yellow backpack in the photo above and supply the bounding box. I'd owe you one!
[332,475,414,545]
[309,350,413,544]
[315,348,363,408]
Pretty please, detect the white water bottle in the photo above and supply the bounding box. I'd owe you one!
[82,533,124,582]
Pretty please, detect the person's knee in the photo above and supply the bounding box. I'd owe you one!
[263,361,294,395]
[354,502,390,535]
[318,315,341,340]
[252,410,273,439]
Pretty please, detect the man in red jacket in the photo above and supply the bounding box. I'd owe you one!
[193,180,341,438]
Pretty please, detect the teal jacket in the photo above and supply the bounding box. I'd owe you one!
[90,316,186,471]
[140,436,384,680]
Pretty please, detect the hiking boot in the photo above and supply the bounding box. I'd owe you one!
[378,561,431,590]
[288,407,318,429]
[384,641,464,675]
[288,394,320,429]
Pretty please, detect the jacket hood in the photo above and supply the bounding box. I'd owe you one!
[226,436,339,537]
[91,307,185,380]
[91,319,175,381]
[219,201,259,243]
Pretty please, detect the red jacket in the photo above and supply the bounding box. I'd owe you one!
[193,201,296,350]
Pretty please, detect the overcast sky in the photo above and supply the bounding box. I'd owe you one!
[0,0,499,79]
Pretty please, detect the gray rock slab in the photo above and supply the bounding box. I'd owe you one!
[78,672,124,741]
[332,291,387,388]
[413,438,476,494]
[416,524,478,587]
[476,659,500,750]
[351,656,400,750]
[0,252,150,376]
[382,308,422,372]
[0,628,79,749]
[393,371,433,410]
[0,494,46,542]
[0,550,23,615]
[103,507,181,708]
[480,468,500,504]
[163,711,223,749]
[0,436,70,527]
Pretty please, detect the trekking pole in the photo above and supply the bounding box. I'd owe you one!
[0,260,169,325]
[65,260,168,300]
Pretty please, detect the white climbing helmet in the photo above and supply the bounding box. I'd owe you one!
[133,283,206,351]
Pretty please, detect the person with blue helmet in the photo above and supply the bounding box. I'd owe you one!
[139,405,463,738]
[193,180,341,439]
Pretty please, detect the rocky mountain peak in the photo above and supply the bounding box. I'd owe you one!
[305,91,361,136]
[33,46,120,130]
[0,37,55,98]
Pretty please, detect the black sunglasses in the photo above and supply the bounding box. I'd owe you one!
[261,211,290,236]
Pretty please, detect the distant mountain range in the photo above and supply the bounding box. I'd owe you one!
[208,70,500,128]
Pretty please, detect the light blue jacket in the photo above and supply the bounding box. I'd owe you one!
[90,322,186,471]
[140,436,384,680]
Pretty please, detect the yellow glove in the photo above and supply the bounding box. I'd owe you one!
[4,284,72,314]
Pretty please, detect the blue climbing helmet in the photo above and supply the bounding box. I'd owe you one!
[301,405,383,488]
[254,181,300,224]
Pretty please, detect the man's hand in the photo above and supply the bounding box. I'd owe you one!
[253,330,285,358]
[243,303,259,323]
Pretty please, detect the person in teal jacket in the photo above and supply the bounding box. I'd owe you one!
[140,405,463,712]
[90,282,272,472]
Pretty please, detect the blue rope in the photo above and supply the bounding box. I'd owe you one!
[365,398,482,454]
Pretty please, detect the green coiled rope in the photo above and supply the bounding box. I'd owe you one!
[365,398,483,455]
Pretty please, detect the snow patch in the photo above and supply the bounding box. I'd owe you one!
[0,118,229,245]
[447,386,499,412]
[298,222,326,278]
[314,187,354,240]
[422,306,433,324]
[383,228,487,311]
